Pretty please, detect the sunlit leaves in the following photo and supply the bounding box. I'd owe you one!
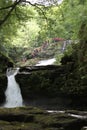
[12,20,40,47]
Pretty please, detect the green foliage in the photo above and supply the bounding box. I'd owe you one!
[12,20,40,48]
[55,53,64,65]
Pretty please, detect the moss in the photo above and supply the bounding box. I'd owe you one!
[0,120,10,125]
[0,106,45,115]
[34,112,79,129]
[0,121,42,130]
[45,128,64,130]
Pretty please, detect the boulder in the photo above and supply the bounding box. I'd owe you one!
[81,127,87,130]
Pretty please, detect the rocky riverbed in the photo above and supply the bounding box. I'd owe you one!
[0,107,87,130]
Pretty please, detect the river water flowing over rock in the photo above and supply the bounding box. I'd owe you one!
[36,58,56,66]
[4,68,23,108]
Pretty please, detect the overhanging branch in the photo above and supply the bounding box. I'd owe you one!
[23,1,48,21]
[0,5,14,10]
[0,0,48,26]
[0,0,22,26]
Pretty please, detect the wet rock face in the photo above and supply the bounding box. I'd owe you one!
[0,75,7,104]
[16,65,70,99]
[15,64,87,109]
[0,107,87,130]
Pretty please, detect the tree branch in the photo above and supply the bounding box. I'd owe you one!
[0,0,21,26]
[22,0,46,6]
[14,8,21,21]
[0,5,14,10]
[0,0,48,26]
[22,0,47,20]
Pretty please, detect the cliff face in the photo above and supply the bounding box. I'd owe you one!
[15,64,87,109]
[15,65,71,99]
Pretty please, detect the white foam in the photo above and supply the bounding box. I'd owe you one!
[36,58,56,66]
[4,68,23,108]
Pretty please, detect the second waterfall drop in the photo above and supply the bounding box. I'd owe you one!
[4,68,23,108]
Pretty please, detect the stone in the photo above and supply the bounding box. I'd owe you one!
[81,126,87,130]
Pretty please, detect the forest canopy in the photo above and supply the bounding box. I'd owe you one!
[0,0,87,58]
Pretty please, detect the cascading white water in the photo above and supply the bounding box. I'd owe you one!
[36,58,56,66]
[4,68,23,108]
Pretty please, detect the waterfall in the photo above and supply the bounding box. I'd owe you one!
[62,41,66,52]
[36,58,56,66]
[4,68,23,108]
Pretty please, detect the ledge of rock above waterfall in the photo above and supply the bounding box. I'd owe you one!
[18,65,63,74]
[18,62,73,75]
[18,58,57,74]
[17,65,71,75]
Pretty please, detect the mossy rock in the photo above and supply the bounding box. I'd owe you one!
[0,121,42,130]
[0,107,87,130]
[81,126,87,130]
